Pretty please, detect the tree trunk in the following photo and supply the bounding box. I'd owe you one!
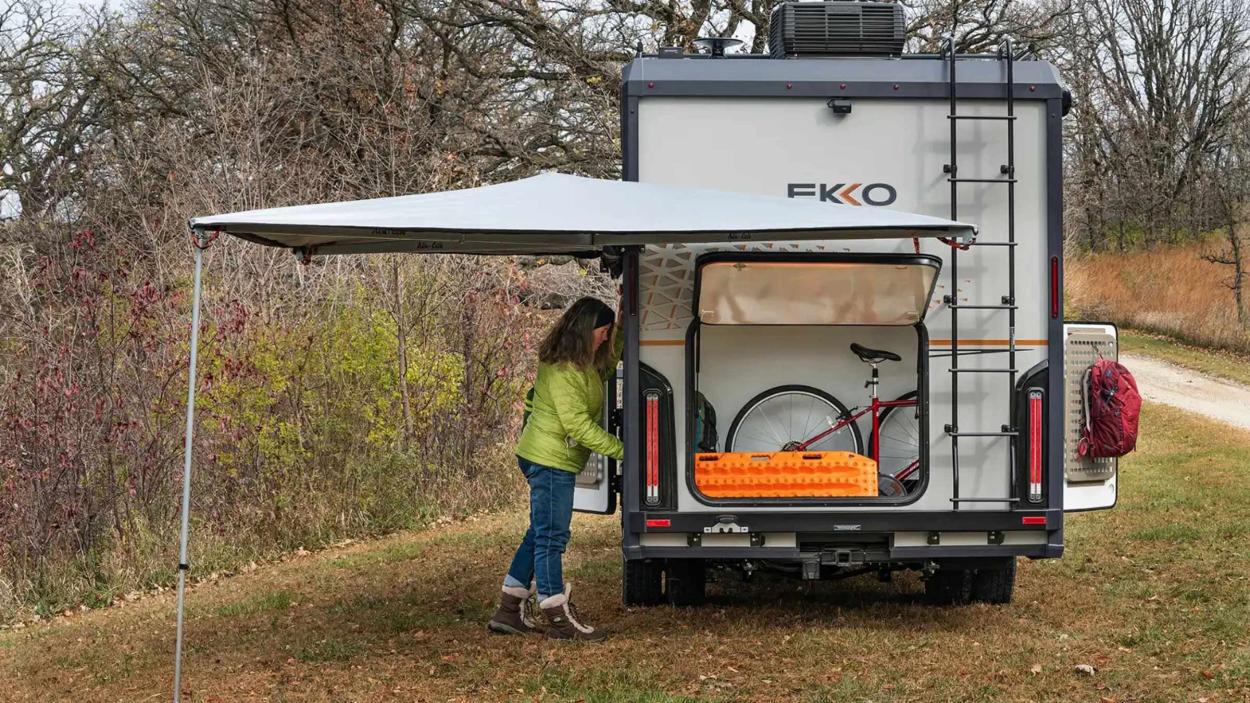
[1228,221,1247,329]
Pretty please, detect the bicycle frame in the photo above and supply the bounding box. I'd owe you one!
[795,360,920,480]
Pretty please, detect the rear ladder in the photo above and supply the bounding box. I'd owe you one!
[941,37,1026,510]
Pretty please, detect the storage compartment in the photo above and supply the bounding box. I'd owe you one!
[687,253,938,504]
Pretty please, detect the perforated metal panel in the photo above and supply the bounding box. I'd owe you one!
[1064,326,1118,482]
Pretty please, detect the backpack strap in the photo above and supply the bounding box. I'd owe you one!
[1081,364,1094,436]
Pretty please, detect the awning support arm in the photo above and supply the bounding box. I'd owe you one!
[172,229,211,702]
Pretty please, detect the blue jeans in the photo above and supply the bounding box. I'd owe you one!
[506,457,576,600]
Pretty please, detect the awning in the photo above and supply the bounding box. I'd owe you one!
[189,173,975,255]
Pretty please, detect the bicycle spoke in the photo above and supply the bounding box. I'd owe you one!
[757,403,788,447]
[877,403,920,476]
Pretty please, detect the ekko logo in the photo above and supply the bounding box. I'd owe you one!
[786,182,898,206]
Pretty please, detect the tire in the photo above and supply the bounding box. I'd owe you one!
[664,559,707,607]
[725,385,863,454]
[924,567,972,606]
[622,557,664,606]
[971,558,1016,604]
[869,391,920,478]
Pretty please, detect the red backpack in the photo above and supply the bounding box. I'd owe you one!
[1078,358,1141,458]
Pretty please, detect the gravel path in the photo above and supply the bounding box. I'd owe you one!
[1120,352,1250,431]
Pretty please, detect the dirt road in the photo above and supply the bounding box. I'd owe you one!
[1120,352,1250,431]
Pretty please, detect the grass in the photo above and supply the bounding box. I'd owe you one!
[1,403,1249,702]
[1119,328,1250,387]
[1067,239,1250,354]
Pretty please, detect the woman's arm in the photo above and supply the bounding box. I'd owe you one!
[550,368,624,461]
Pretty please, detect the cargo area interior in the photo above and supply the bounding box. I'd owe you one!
[688,254,940,503]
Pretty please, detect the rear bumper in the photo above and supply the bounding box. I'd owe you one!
[625,544,1061,561]
[625,509,1064,562]
[632,509,1059,532]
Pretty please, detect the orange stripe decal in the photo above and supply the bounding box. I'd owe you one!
[931,339,1046,346]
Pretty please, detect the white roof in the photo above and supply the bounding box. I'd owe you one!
[190,173,975,255]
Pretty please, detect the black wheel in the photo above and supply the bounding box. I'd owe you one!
[664,559,706,607]
[725,385,863,454]
[622,557,664,606]
[924,566,972,606]
[971,558,1016,604]
[870,391,920,479]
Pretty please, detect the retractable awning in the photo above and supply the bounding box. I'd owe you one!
[189,173,975,255]
[171,172,977,701]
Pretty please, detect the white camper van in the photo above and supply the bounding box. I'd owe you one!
[574,3,1120,606]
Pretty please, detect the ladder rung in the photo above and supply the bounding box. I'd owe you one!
[966,241,1017,247]
[949,368,1017,373]
[948,304,1017,310]
[949,498,1021,503]
[948,430,1018,437]
[949,177,1018,184]
[947,115,1017,121]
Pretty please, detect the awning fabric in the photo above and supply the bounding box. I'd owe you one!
[189,173,975,255]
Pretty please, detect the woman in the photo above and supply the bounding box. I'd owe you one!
[487,296,623,641]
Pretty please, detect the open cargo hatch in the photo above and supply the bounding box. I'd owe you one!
[695,254,942,326]
[190,173,975,257]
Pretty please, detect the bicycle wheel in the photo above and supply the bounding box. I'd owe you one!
[870,391,921,478]
[725,385,863,454]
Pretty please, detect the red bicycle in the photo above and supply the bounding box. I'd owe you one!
[723,343,921,495]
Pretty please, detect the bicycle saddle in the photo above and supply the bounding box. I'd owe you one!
[851,343,901,364]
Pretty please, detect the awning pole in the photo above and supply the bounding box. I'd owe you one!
[172,230,212,703]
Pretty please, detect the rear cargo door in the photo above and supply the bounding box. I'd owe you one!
[573,368,621,514]
[1062,322,1119,511]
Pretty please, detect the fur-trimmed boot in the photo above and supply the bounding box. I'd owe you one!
[539,584,606,641]
[487,584,540,635]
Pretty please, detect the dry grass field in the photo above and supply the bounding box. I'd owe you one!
[1068,240,1250,354]
[2,402,1248,702]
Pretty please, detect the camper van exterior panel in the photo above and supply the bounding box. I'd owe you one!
[635,95,1048,516]
[617,56,1111,568]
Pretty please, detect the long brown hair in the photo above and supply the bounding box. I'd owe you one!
[538,297,615,371]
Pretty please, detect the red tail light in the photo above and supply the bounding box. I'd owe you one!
[1021,515,1046,526]
[645,518,671,528]
[1028,389,1043,503]
[645,391,660,506]
[1049,257,1060,319]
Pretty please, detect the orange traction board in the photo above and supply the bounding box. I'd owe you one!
[693,451,878,498]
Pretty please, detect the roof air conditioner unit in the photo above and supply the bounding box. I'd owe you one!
[769,0,906,58]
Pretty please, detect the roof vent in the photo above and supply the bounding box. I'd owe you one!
[769,0,905,58]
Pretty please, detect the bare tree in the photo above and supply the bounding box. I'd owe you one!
[1062,0,1250,247]
[905,0,1072,53]
[1203,137,1250,329]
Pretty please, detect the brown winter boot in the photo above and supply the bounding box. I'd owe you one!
[487,584,540,635]
[539,584,607,641]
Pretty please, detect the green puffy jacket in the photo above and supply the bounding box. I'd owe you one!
[516,334,624,473]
